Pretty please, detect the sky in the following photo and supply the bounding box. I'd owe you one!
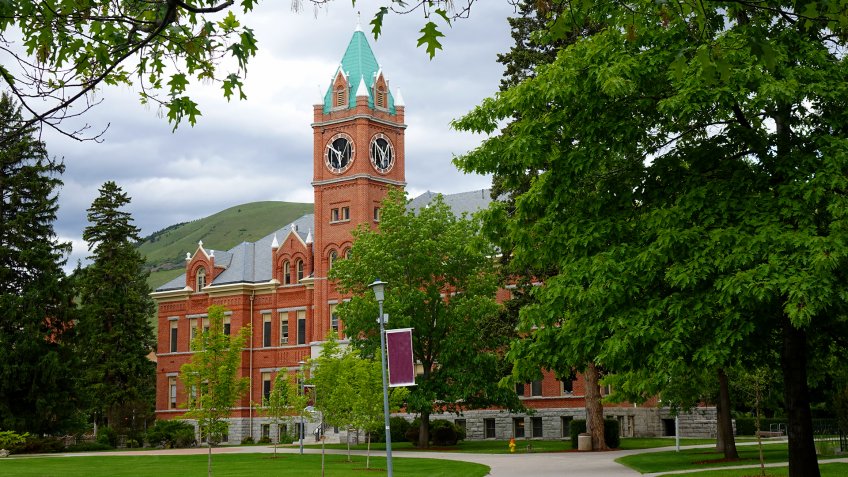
[42,1,518,269]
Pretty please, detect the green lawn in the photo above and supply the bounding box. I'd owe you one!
[617,442,843,474]
[657,462,848,477]
[0,453,488,477]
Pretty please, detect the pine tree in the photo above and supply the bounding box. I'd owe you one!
[77,181,156,437]
[0,93,79,434]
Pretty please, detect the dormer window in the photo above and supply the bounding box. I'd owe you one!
[374,74,388,110]
[332,71,348,109]
[376,85,387,109]
[196,267,207,291]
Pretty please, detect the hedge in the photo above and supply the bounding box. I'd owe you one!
[569,419,621,449]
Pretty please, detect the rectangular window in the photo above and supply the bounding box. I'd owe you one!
[262,372,272,402]
[331,208,339,222]
[341,206,350,220]
[297,310,306,345]
[562,378,573,394]
[262,423,270,440]
[561,416,573,438]
[513,418,525,438]
[170,321,178,353]
[531,417,543,438]
[515,382,525,396]
[374,207,381,222]
[202,317,209,333]
[189,318,198,344]
[169,376,177,409]
[280,312,289,345]
[296,422,305,440]
[279,424,288,442]
[531,379,543,397]
[330,304,339,335]
[455,419,466,436]
[223,316,231,336]
[263,314,272,348]
[484,418,496,439]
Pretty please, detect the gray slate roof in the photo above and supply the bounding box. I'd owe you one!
[154,213,315,292]
[407,189,492,217]
[154,190,493,292]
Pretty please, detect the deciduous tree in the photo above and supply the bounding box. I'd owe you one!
[330,189,521,448]
[0,0,478,140]
[454,2,848,474]
[180,305,250,477]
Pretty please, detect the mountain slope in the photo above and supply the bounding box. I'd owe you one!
[139,201,313,289]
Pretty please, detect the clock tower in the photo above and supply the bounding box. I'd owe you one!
[310,24,406,337]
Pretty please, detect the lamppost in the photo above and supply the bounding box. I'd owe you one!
[369,278,393,477]
[298,360,306,455]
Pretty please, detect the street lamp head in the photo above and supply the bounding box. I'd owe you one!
[369,279,387,303]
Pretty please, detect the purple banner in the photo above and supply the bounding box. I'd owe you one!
[386,328,415,387]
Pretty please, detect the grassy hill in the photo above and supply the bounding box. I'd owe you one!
[139,201,313,290]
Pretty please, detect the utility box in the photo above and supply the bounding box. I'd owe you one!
[577,433,592,451]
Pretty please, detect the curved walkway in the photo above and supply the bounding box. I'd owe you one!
[41,443,848,476]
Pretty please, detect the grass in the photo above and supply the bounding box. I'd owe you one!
[0,453,488,477]
[139,200,313,284]
[306,437,719,454]
[656,462,848,477]
[617,442,844,474]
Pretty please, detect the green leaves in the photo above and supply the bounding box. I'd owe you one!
[417,21,445,59]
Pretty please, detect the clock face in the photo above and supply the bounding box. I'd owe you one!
[370,133,395,174]
[325,133,354,174]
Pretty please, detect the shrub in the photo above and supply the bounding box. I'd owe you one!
[569,419,621,449]
[96,426,118,447]
[390,416,411,443]
[0,431,28,451]
[431,420,464,446]
[146,420,196,448]
[257,436,271,444]
[12,436,66,454]
[404,418,421,445]
[241,436,255,445]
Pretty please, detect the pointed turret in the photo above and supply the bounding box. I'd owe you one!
[322,26,396,114]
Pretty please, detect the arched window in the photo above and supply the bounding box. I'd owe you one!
[296,259,304,282]
[344,248,352,260]
[196,267,206,291]
[329,250,337,270]
[283,260,291,285]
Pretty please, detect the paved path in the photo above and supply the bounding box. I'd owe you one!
[34,443,848,476]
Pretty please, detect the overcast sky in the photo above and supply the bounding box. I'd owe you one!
[42,1,517,269]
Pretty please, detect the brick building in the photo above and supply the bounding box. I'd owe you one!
[152,25,716,443]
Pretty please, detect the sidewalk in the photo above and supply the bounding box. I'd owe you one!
[38,442,848,476]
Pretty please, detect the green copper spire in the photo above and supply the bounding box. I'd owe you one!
[323,27,396,114]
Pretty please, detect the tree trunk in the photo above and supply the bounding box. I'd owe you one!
[366,431,371,469]
[781,316,820,477]
[584,362,607,450]
[418,410,430,448]
[716,368,738,459]
[207,438,212,477]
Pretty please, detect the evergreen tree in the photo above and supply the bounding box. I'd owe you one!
[0,92,79,434]
[78,181,156,436]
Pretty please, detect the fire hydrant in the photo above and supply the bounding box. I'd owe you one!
[509,437,516,453]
